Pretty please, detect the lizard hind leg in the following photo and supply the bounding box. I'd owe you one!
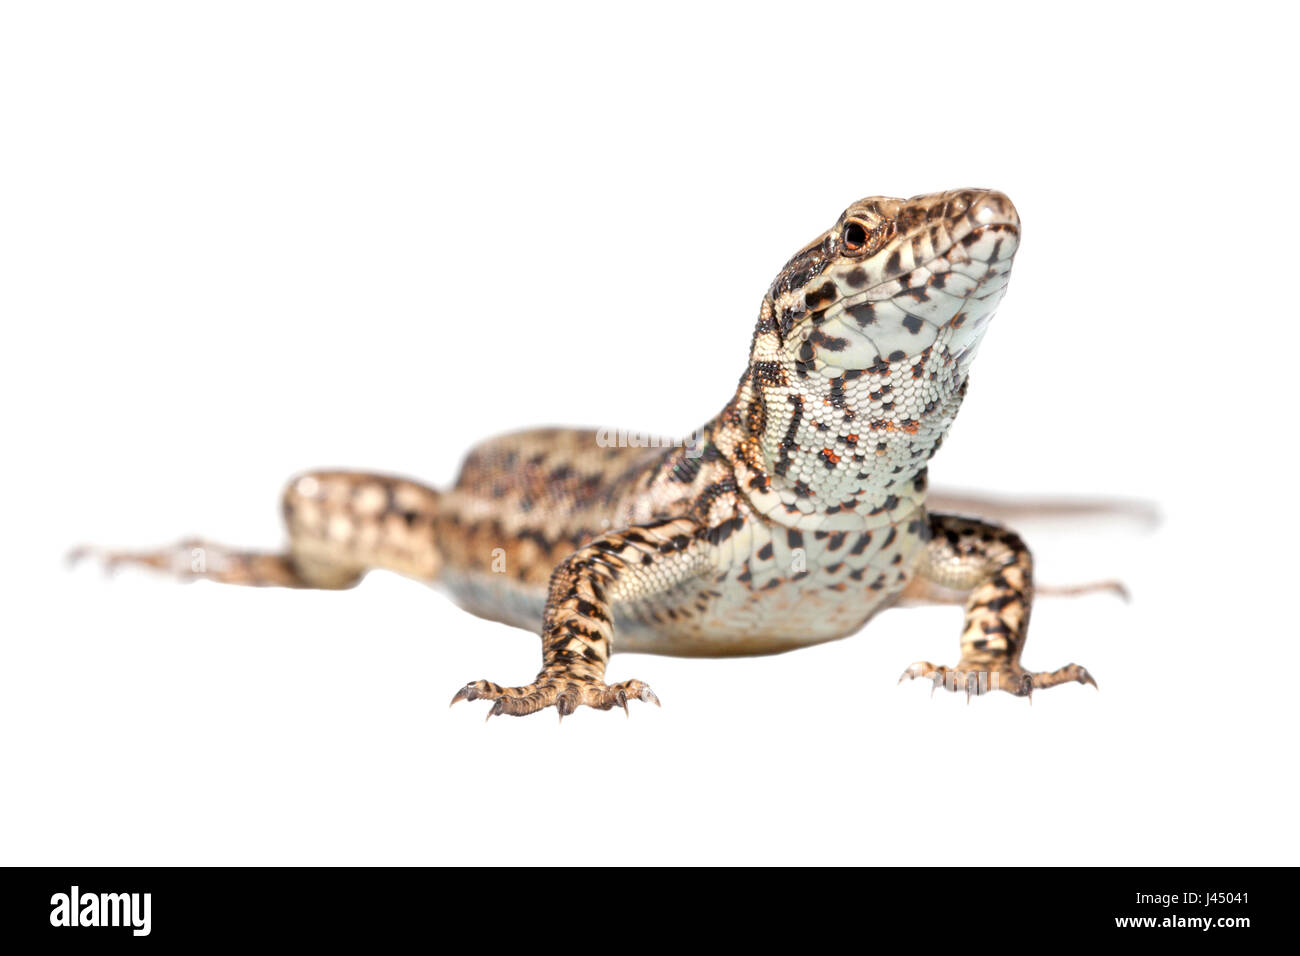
[898,513,1097,700]
[70,470,445,590]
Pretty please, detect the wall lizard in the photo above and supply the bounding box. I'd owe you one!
[78,188,1103,717]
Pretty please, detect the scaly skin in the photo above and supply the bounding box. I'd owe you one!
[77,188,1098,717]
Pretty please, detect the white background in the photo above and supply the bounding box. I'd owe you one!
[2,1,1296,865]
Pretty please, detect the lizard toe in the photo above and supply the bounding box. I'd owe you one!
[898,660,1098,699]
[450,676,659,719]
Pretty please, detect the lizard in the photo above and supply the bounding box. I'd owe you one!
[76,188,1103,717]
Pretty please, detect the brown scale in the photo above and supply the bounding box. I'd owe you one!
[74,188,1117,718]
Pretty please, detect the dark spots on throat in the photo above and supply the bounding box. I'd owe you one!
[829,377,846,408]
[804,282,837,310]
[846,302,876,326]
[810,329,849,352]
[775,394,803,477]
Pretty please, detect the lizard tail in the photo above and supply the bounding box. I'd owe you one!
[925,488,1159,529]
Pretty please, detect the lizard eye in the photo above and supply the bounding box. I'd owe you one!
[842,220,870,255]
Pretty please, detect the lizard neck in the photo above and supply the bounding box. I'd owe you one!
[713,296,971,525]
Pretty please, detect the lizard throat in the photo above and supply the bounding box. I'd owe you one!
[735,218,1019,519]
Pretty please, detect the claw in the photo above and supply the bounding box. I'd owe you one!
[449,686,472,707]
[642,686,661,707]
[898,662,935,687]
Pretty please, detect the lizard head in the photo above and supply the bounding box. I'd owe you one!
[760,188,1019,377]
[743,189,1020,504]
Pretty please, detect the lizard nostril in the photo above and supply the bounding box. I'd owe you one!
[969,192,1019,229]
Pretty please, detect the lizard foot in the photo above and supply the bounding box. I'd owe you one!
[449,676,660,720]
[898,660,1097,701]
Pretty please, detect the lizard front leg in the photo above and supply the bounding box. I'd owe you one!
[899,513,1097,699]
[451,517,706,719]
